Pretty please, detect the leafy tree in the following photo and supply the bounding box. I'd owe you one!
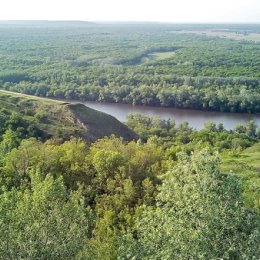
[134,149,260,260]
[235,124,247,134]
[246,120,257,138]
[0,129,20,156]
[0,171,92,260]
[256,128,260,139]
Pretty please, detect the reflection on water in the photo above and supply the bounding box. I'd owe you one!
[76,101,260,130]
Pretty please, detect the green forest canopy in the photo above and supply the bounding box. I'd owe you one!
[0,111,260,259]
[0,22,259,113]
[0,22,260,259]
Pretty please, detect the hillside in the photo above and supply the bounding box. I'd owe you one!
[222,141,260,212]
[0,90,137,142]
[0,91,259,259]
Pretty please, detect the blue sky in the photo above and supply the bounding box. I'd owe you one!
[0,0,259,23]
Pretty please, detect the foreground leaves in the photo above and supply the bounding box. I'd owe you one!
[0,172,91,260]
[133,150,260,260]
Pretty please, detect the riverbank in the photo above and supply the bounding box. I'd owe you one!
[1,90,260,130]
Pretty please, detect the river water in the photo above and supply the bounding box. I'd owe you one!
[76,101,260,130]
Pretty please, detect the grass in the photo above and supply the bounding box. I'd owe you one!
[0,90,82,138]
[150,51,176,59]
[0,89,65,104]
[222,142,260,177]
[0,90,137,143]
[221,142,260,211]
[140,51,176,64]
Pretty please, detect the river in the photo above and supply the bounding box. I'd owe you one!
[74,101,260,130]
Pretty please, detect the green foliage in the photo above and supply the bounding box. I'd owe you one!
[0,126,259,259]
[222,141,260,213]
[0,90,136,143]
[246,120,257,138]
[0,23,259,113]
[0,129,20,155]
[93,150,125,182]
[0,135,165,259]
[0,172,91,260]
[127,114,176,140]
[134,150,260,260]
[0,84,259,259]
[35,111,49,123]
[1,138,90,189]
[126,114,256,151]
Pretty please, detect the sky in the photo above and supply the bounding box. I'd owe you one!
[0,0,259,23]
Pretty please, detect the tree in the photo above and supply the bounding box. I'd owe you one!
[0,172,92,260]
[0,129,20,156]
[235,124,247,134]
[246,120,257,138]
[134,149,260,260]
[256,128,260,139]
[204,121,217,132]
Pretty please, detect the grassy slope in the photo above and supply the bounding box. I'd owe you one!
[0,90,137,142]
[222,142,260,212]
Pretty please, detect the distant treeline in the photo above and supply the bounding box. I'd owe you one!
[2,80,260,113]
[0,24,260,113]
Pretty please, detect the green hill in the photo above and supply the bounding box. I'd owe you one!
[0,90,137,142]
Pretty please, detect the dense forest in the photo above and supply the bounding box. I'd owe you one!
[0,91,260,259]
[0,22,260,259]
[0,22,260,113]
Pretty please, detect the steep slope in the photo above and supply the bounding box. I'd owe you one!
[0,90,137,142]
[68,103,137,142]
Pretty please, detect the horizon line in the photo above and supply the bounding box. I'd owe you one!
[0,20,260,24]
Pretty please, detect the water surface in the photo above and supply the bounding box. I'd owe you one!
[74,101,260,130]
